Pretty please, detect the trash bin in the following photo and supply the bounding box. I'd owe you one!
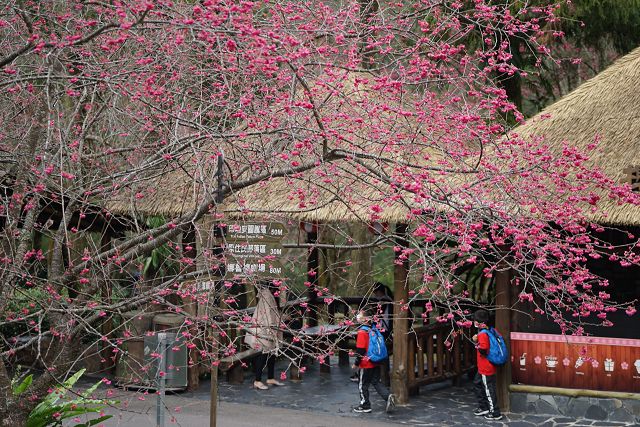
[147,313,188,390]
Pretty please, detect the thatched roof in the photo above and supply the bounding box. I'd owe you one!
[106,143,451,224]
[106,73,456,223]
[106,150,220,219]
[507,46,640,225]
[108,48,640,226]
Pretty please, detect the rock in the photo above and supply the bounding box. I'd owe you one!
[526,393,540,403]
[624,400,640,416]
[585,404,608,420]
[564,397,590,418]
[608,407,635,423]
[553,395,570,410]
[553,417,578,423]
[510,393,528,413]
[594,398,619,412]
[535,399,560,415]
[506,421,536,427]
[539,394,557,409]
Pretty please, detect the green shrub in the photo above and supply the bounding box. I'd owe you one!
[12,368,117,427]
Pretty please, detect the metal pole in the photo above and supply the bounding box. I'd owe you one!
[209,329,218,427]
[210,152,224,427]
[156,333,166,427]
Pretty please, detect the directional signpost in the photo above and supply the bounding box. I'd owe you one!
[208,220,288,427]
[223,222,288,279]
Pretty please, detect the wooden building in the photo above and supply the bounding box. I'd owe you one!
[504,47,640,404]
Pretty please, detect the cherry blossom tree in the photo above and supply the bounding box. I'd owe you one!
[0,0,638,424]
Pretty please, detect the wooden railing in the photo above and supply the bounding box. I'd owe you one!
[407,323,475,394]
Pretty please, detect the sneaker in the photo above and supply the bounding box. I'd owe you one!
[385,394,396,413]
[350,373,359,382]
[484,412,503,421]
[252,381,268,390]
[353,404,372,413]
[473,408,490,416]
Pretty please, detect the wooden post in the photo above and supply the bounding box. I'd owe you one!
[99,232,114,373]
[184,294,200,391]
[495,265,512,412]
[338,344,350,366]
[306,228,319,328]
[391,223,409,404]
[453,335,462,386]
[289,364,302,381]
[407,335,416,395]
[182,225,200,391]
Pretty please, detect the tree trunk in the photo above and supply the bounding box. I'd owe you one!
[497,36,523,118]
[359,0,379,69]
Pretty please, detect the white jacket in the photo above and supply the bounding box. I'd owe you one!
[244,287,282,353]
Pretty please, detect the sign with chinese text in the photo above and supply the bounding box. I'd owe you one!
[225,222,288,241]
[224,260,284,277]
[226,242,284,259]
[222,221,288,278]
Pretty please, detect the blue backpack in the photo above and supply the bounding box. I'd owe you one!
[480,328,508,366]
[360,325,388,363]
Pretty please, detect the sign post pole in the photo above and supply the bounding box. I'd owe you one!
[156,333,167,427]
[209,328,218,427]
[210,153,224,427]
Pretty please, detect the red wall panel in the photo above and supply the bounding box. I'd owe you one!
[511,333,640,392]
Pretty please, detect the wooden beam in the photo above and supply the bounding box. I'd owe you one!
[495,265,512,412]
[391,223,409,404]
[509,384,640,400]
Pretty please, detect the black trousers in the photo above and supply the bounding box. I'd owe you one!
[358,365,390,408]
[473,372,500,415]
[254,352,275,382]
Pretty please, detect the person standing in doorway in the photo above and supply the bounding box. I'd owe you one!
[244,281,285,390]
[472,309,502,420]
[373,282,393,339]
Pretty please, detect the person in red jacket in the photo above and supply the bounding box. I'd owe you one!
[352,308,396,414]
[472,309,502,421]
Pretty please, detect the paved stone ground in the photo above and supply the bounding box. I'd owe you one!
[189,359,638,426]
[95,399,399,427]
[79,358,639,426]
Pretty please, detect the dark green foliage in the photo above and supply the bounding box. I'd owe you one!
[560,0,640,52]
